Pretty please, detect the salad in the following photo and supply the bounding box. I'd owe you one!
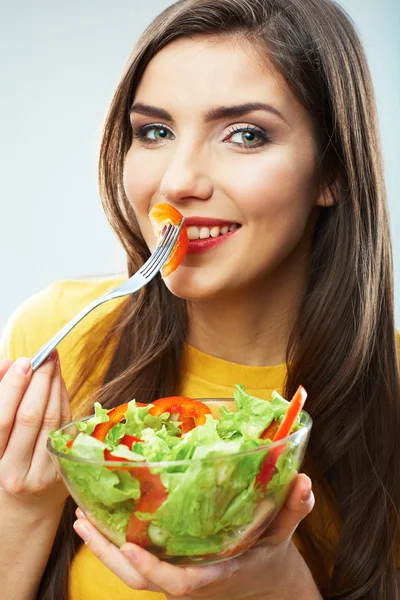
[50,385,308,559]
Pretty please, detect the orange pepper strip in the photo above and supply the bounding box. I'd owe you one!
[256,386,307,489]
[91,403,129,442]
[148,203,188,278]
[91,402,146,442]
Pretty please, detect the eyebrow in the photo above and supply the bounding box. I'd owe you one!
[129,101,287,125]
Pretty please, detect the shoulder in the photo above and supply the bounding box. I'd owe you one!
[0,276,125,361]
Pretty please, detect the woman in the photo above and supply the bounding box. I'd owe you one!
[0,0,399,598]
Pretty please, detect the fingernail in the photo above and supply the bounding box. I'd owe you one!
[47,349,58,362]
[121,548,139,563]
[73,521,90,543]
[76,508,85,519]
[302,488,312,502]
[14,357,32,376]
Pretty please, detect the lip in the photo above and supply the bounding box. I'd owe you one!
[184,216,240,227]
[186,227,240,254]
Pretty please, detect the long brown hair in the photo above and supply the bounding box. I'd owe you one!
[37,1,400,598]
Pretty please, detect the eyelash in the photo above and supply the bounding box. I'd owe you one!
[131,123,272,149]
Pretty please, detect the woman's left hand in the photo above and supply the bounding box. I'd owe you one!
[73,473,318,599]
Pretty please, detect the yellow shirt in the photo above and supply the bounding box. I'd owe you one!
[0,278,398,599]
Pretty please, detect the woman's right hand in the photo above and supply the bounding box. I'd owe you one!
[0,350,72,514]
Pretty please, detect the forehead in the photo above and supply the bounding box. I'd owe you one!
[134,36,301,122]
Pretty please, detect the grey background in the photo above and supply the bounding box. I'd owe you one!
[0,0,399,332]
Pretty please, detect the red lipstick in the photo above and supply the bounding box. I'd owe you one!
[184,216,239,227]
[184,217,241,255]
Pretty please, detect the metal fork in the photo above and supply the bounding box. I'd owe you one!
[30,221,184,371]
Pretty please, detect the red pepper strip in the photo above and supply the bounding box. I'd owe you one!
[104,448,131,471]
[260,419,280,440]
[91,402,147,442]
[120,434,143,449]
[148,396,212,433]
[103,436,143,474]
[126,467,168,547]
[102,438,167,546]
[256,386,307,490]
[103,435,144,469]
[66,439,74,449]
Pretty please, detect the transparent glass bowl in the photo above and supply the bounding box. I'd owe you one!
[47,399,312,565]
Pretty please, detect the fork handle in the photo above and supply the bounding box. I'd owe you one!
[30,293,113,371]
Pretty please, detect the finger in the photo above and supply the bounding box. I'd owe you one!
[73,518,156,592]
[59,363,72,426]
[119,542,239,596]
[0,357,33,458]
[261,474,314,546]
[75,505,238,595]
[30,355,64,472]
[3,352,57,469]
[0,359,13,383]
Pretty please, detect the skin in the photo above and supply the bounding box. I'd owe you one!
[73,35,328,598]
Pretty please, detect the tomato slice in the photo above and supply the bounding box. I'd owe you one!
[256,386,307,490]
[126,467,168,547]
[148,203,188,277]
[148,396,212,433]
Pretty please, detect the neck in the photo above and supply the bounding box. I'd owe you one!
[187,254,307,367]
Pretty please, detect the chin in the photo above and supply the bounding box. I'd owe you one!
[161,265,225,301]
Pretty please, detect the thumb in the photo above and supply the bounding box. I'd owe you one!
[260,473,314,546]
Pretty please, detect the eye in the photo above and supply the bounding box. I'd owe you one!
[224,125,270,148]
[132,124,175,143]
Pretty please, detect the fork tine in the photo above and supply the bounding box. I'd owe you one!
[148,223,182,274]
[139,229,170,275]
[146,225,178,273]
[136,225,173,278]
[140,225,174,277]
[141,224,181,277]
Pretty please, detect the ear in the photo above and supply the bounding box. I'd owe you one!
[316,180,337,208]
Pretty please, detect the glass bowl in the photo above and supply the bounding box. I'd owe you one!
[47,398,312,565]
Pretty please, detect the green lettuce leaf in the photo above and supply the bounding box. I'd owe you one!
[266,445,299,503]
[59,433,141,506]
[88,499,134,541]
[76,402,110,435]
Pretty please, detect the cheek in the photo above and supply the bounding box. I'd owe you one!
[123,150,163,250]
[229,145,317,223]
[123,150,159,218]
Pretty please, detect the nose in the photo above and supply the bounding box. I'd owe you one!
[160,146,213,204]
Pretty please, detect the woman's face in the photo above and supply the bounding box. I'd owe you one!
[123,35,327,300]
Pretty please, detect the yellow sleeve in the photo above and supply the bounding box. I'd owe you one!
[0,279,125,403]
[0,284,64,361]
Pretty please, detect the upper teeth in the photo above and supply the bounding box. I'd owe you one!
[187,224,239,240]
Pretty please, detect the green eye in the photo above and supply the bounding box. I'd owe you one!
[230,129,262,145]
[146,126,174,140]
